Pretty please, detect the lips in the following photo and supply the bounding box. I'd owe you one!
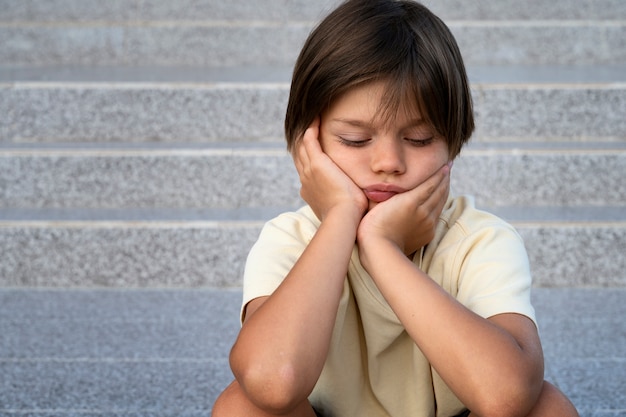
[363,184,406,203]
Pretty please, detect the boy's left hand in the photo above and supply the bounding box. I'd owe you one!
[357,162,451,258]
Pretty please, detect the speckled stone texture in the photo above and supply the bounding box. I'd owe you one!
[451,149,626,207]
[0,24,306,67]
[0,150,302,209]
[1,83,624,143]
[2,0,625,76]
[0,288,623,416]
[1,145,623,209]
[0,85,289,142]
[0,0,339,22]
[1,221,624,288]
[533,288,626,417]
[0,225,260,287]
[473,86,626,140]
[450,24,626,66]
[0,0,623,415]
[0,288,241,415]
[519,225,626,287]
[2,0,625,22]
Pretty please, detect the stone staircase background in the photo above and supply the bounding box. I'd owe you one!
[0,0,625,415]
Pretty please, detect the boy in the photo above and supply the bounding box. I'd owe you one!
[213,1,579,416]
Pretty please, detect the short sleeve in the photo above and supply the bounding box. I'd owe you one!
[241,207,319,322]
[454,220,536,325]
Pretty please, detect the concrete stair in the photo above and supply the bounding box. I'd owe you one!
[1,287,624,416]
[0,0,625,415]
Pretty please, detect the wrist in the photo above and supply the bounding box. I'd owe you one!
[357,236,403,272]
[322,202,365,227]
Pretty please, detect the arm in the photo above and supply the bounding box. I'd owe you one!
[357,175,544,417]
[229,121,367,414]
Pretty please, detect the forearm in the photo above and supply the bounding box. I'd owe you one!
[359,240,543,417]
[230,209,359,410]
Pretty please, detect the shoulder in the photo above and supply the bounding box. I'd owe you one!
[428,196,535,322]
[434,195,524,252]
[242,205,321,319]
[245,205,320,274]
[441,195,519,236]
[433,195,529,269]
[257,205,321,244]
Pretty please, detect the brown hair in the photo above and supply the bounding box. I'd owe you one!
[284,0,474,158]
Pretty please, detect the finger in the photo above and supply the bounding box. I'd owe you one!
[295,124,323,186]
[301,119,322,157]
[433,172,450,212]
[425,163,451,205]
[294,118,320,166]
[421,164,451,219]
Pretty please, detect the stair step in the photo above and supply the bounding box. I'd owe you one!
[0,207,295,222]
[1,70,624,142]
[1,21,624,67]
[452,142,626,206]
[1,142,624,209]
[1,216,624,287]
[0,144,302,209]
[0,0,335,22]
[1,287,623,415]
[3,64,625,84]
[1,205,624,223]
[0,220,261,287]
[0,80,288,142]
[2,0,625,22]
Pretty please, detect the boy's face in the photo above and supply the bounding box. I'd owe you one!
[319,81,450,211]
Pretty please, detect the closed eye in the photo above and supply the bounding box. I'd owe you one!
[338,136,371,147]
[405,137,435,147]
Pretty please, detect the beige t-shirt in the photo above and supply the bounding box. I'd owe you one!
[242,195,536,417]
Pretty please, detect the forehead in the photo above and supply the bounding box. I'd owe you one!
[325,80,425,129]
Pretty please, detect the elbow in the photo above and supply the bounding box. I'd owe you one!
[474,394,535,417]
[230,345,308,414]
[472,370,543,417]
[236,363,306,414]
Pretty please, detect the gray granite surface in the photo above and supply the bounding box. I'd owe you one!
[474,86,626,141]
[0,288,623,416]
[1,10,624,67]
[1,220,625,288]
[1,65,625,84]
[1,82,624,143]
[0,150,302,209]
[0,225,260,287]
[1,0,625,22]
[0,85,288,142]
[1,144,624,208]
[0,0,623,413]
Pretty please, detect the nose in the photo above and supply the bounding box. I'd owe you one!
[370,138,406,175]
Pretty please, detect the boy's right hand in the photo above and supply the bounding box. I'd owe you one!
[293,119,368,224]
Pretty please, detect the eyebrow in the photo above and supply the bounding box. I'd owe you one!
[331,118,372,128]
[331,117,426,131]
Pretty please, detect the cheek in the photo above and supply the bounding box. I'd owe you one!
[319,130,350,167]
[427,143,450,169]
[326,148,360,175]
[323,145,367,185]
[408,146,450,183]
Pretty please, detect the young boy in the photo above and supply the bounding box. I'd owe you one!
[213,1,579,416]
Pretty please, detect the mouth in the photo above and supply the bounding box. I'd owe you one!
[363,184,406,203]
